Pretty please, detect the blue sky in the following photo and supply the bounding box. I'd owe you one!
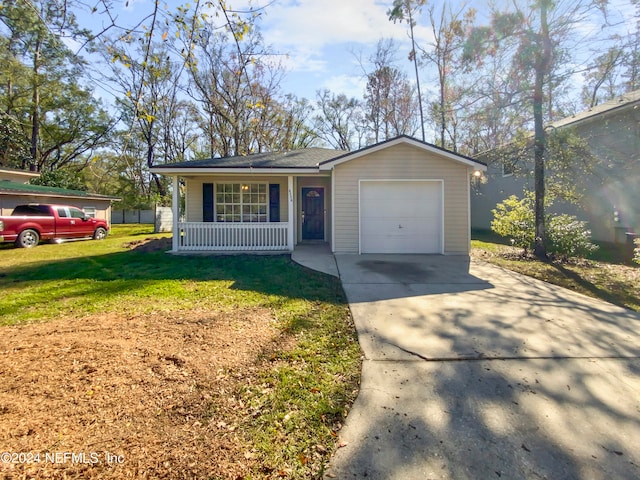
[254,0,429,100]
[75,0,636,106]
[77,0,432,102]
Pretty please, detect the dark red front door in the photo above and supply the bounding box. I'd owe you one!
[302,187,324,240]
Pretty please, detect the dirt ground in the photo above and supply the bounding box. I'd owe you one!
[0,306,282,479]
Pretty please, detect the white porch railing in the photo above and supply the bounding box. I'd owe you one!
[177,222,290,251]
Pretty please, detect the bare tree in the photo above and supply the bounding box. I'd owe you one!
[582,47,625,107]
[103,40,183,198]
[421,2,476,151]
[361,39,419,143]
[388,0,427,141]
[313,90,365,150]
[184,23,291,157]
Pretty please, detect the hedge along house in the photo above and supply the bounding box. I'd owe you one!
[150,136,487,255]
[0,168,119,223]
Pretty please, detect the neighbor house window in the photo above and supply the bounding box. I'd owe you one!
[215,183,267,222]
[502,159,516,177]
[83,207,97,218]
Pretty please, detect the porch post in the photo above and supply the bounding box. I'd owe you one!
[172,175,179,253]
[287,175,294,251]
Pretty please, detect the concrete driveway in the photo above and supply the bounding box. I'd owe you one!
[324,255,640,480]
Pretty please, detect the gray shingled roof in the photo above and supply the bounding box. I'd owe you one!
[154,147,345,169]
[549,89,640,129]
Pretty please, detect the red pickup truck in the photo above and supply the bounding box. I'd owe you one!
[0,204,109,248]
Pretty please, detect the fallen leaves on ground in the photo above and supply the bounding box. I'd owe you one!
[0,308,280,479]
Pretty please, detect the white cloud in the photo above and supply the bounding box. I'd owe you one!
[257,0,421,74]
[262,0,407,49]
[320,73,367,99]
[250,0,435,98]
[265,48,328,74]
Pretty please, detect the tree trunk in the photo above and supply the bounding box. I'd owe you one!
[533,0,552,260]
[407,5,425,142]
[533,82,546,260]
[29,34,42,172]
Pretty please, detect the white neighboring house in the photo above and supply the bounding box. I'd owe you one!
[471,90,640,244]
[0,168,119,223]
[150,135,487,254]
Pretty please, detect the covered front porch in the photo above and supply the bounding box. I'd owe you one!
[168,174,331,253]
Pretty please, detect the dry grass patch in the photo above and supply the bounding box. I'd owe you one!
[0,308,286,479]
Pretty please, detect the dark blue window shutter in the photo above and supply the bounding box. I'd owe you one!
[203,183,214,222]
[269,184,280,222]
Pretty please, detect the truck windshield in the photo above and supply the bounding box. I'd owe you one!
[12,205,53,216]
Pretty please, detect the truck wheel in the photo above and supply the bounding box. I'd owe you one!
[93,227,107,240]
[16,229,39,248]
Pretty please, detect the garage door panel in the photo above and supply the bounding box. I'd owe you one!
[360,181,442,254]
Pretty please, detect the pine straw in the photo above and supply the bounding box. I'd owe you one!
[0,308,283,479]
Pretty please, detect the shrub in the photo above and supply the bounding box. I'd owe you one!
[547,214,598,260]
[491,194,536,253]
[634,239,640,265]
[491,193,598,260]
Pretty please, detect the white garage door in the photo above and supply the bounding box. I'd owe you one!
[360,180,442,254]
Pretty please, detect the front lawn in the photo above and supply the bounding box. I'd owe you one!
[471,230,640,312]
[0,225,361,479]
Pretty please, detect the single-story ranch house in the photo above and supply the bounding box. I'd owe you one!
[0,168,119,223]
[150,135,487,255]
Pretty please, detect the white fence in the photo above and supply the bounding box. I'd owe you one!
[177,222,289,251]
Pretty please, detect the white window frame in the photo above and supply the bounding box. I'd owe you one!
[502,159,515,177]
[215,182,268,223]
[83,207,97,218]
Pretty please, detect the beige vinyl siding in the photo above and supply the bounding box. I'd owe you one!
[333,143,471,254]
[185,176,289,222]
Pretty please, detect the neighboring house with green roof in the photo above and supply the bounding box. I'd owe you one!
[471,90,640,243]
[0,168,119,224]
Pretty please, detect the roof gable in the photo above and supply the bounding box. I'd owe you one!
[319,135,487,171]
[150,136,485,174]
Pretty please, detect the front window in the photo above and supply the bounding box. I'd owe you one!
[215,183,268,222]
